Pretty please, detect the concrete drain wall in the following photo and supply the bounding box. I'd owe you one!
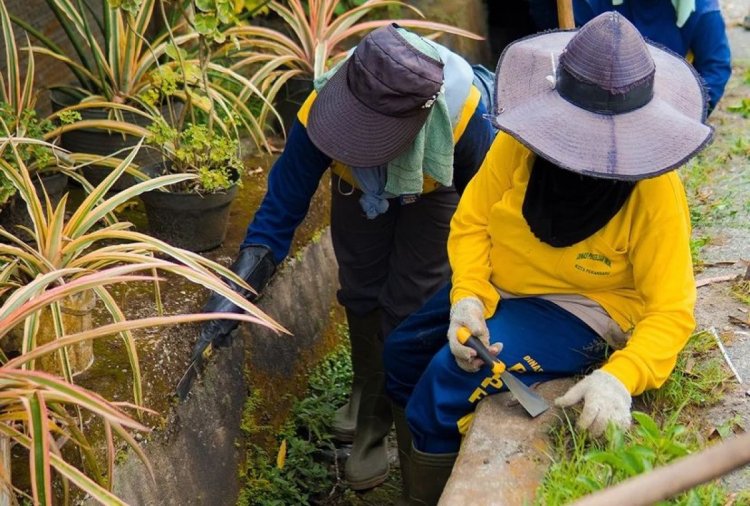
[109,230,339,506]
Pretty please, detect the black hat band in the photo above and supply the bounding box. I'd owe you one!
[556,65,655,115]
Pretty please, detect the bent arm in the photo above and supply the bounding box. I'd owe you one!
[600,176,696,395]
[690,10,731,113]
[241,119,332,264]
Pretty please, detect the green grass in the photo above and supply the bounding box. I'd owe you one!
[238,341,353,506]
[642,331,732,413]
[727,98,750,118]
[682,157,739,229]
[689,236,711,269]
[535,331,748,505]
[535,412,749,505]
[729,136,750,159]
[731,279,750,306]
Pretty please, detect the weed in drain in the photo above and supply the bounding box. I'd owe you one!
[535,411,747,505]
[239,345,353,505]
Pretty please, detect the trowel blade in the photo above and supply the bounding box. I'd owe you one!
[175,342,213,401]
[500,370,549,418]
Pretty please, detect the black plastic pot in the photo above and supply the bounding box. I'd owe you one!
[140,164,239,252]
[50,89,182,191]
[0,171,69,241]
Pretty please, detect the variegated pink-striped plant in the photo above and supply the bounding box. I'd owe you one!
[223,0,483,131]
[0,137,286,504]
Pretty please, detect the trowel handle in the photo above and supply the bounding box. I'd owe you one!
[457,327,506,375]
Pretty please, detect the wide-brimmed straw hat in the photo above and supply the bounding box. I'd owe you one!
[493,11,713,180]
[307,24,444,167]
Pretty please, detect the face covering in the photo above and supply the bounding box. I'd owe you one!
[522,155,637,247]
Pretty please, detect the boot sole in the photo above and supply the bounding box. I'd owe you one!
[347,466,389,491]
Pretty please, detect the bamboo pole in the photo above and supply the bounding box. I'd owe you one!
[571,431,750,506]
[556,0,576,29]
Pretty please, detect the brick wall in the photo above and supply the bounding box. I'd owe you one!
[1,0,101,113]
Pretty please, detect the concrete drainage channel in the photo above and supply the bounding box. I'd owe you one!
[102,230,339,506]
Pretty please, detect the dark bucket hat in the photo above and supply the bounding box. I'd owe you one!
[307,24,444,167]
[493,12,714,180]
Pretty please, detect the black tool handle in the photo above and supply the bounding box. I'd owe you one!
[457,327,505,375]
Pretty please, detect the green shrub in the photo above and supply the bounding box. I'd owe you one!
[239,344,352,505]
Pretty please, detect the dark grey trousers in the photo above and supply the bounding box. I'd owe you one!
[330,175,459,338]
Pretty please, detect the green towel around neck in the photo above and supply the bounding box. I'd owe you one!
[313,28,454,196]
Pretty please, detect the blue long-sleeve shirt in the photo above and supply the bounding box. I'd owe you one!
[242,96,494,264]
[574,0,731,112]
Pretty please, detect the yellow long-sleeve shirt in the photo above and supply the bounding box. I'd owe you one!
[448,133,696,395]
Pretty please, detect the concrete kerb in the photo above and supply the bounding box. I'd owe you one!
[440,378,574,506]
[106,229,339,506]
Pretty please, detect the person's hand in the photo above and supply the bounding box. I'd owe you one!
[447,297,499,372]
[192,245,276,357]
[555,370,632,437]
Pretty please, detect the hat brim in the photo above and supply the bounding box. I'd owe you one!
[492,31,714,180]
[307,62,431,167]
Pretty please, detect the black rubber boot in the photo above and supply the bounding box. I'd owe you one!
[331,309,381,443]
[392,403,412,506]
[408,446,457,506]
[343,318,391,490]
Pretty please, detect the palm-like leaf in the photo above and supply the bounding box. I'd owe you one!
[0,137,286,503]
[223,0,481,137]
[227,0,483,79]
[15,0,276,152]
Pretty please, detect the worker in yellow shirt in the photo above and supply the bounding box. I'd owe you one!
[383,12,713,505]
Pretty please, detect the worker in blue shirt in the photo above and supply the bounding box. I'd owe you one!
[527,0,730,112]
[573,0,731,113]
[193,24,494,497]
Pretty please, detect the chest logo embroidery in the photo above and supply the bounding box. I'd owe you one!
[574,251,612,276]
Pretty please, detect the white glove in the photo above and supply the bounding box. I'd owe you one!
[447,297,499,372]
[555,370,632,437]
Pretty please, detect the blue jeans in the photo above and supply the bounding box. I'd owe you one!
[383,284,608,453]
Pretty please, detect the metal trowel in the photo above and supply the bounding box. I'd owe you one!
[457,327,549,417]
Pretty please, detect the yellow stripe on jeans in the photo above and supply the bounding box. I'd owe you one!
[457,412,475,437]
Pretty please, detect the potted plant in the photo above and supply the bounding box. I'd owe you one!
[141,116,243,251]
[222,0,483,132]
[0,135,285,502]
[0,0,70,231]
[134,0,268,252]
[14,0,275,187]
[0,265,280,504]
[0,138,281,380]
